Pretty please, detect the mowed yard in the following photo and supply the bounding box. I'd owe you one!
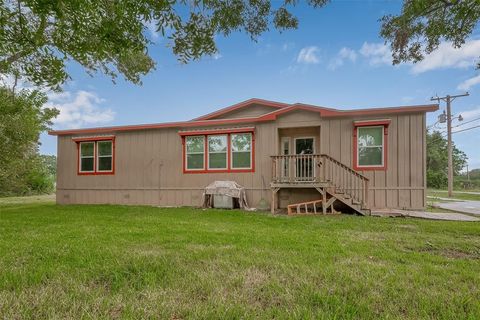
[0,196,479,319]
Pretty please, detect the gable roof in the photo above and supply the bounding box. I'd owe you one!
[49,99,439,136]
[191,98,289,121]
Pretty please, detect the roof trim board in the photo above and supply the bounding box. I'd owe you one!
[49,99,439,136]
[178,127,255,136]
[190,98,289,121]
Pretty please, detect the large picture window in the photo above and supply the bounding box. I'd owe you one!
[353,120,389,170]
[181,129,254,173]
[75,137,115,175]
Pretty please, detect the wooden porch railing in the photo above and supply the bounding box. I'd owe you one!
[271,154,369,207]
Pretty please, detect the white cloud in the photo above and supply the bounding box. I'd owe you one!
[47,90,115,128]
[340,47,357,62]
[145,20,159,40]
[458,106,480,121]
[297,46,320,64]
[354,39,480,73]
[1,75,114,129]
[328,47,357,70]
[0,74,31,91]
[412,40,480,74]
[359,42,392,66]
[457,74,480,91]
[356,39,480,73]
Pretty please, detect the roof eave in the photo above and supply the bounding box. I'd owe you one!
[190,98,290,121]
[49,103,439,136]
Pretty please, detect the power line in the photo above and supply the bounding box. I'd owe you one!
[452,124,480,134]
[452,116,480,128]
[431,92,470,197]
[427,119,440,129]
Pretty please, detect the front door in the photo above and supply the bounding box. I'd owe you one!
[295,138,315,181]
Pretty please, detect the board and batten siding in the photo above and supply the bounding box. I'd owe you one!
[56,109,427,210]
[57,122,278,207]
[319,112,426,209]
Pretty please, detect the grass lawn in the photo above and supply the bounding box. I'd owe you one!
[427,189,480,202]
[1,198,479,319]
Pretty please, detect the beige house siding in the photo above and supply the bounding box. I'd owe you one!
[319,112,426,209]
[212,104,279,119]
[56,109,427,210]
[57,122,277,208]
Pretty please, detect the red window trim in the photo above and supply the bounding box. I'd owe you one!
[179,127,255,136]
[353,120,390,171]
[182,131,255,174]
[75,137,115,175]
[72,135,115,142]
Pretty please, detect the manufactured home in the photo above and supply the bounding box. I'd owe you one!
[49,99,438,215]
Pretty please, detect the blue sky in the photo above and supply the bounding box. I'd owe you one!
[41,1,480,169]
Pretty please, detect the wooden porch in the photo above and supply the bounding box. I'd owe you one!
[270,154,370,215]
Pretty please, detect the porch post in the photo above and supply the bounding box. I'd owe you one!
[322,189,327,214]
[271,188,279,214]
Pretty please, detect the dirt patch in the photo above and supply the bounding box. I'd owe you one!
[243,267,268,289]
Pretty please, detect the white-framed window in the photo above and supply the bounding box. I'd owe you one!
[208,135,227,169]
[76,138,115,175]
[231,133,252,169]
[357,126,384,167]
[97,140,113,172]
[79,142,95,172]
[185,136,205,170]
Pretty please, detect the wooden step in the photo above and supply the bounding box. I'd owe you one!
[326,190,368,216]
[287,199,323,215]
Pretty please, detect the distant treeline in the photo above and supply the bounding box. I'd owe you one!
[455,169,480,190]
[427,131,468,190]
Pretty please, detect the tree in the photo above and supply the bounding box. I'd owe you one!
[426,130,467,189]
[469,168,480,179]
[0,0,328,91]
[0,86,58,195]
[40,155,57,177]
[380,1,480,67]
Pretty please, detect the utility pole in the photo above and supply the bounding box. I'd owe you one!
[431,93,469,197]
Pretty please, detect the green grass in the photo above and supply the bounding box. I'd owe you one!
[428,189,480,201]
[1,198,479,319]
[0,193,55,205]
[425,204,459,213]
